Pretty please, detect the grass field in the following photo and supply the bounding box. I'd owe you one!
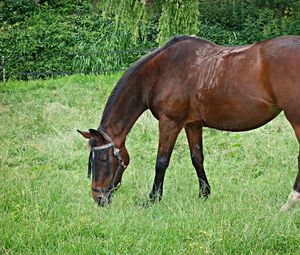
[1,74,300,254]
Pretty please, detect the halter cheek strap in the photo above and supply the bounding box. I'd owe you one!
[88,128,127,194]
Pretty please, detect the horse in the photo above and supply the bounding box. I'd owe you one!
[78,35,300,210]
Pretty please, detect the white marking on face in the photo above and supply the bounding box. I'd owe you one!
[280,190,300,212]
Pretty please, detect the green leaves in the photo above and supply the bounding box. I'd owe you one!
[1,0,300,80]
[157,0,200,45]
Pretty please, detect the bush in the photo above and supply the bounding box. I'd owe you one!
[0,1,155,79]
[0,0,38,25]
[1,0,300,80]
[0,2,90,78]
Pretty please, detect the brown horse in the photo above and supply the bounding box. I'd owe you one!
[78,35,300,210]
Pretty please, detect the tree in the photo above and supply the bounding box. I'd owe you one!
[99,0,200,45]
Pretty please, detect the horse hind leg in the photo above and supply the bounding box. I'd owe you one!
[281,113,300,211]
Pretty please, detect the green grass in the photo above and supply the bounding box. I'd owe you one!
[1,74,300,254]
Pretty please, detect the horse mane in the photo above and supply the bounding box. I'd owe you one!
[100,35,198,127]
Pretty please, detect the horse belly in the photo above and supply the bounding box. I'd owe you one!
[199,96,281,131]
[194,46,281,131]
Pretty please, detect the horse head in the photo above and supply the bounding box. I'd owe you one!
[78,129,129,206]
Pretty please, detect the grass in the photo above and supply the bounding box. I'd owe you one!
[1,74,300,254]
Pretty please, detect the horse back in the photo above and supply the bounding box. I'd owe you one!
[143,36,300,131]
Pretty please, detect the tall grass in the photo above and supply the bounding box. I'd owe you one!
[0,74,300,254]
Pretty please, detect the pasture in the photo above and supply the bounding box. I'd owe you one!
[1,74,300,254]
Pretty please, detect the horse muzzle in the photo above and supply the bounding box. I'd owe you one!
[95,192,112,206]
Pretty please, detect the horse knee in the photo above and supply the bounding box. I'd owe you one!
[191,154,204,168]
[156,156,169,172]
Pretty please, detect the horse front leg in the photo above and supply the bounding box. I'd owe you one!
[185,123,210,198]
[149,117,182,201]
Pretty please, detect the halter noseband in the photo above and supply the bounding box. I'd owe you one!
[88,127,127,194]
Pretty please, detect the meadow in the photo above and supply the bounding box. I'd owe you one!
[1,74,300,254]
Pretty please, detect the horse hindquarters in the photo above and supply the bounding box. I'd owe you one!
[261,37,300,210]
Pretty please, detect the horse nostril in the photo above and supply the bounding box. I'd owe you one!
[95,195,111,207]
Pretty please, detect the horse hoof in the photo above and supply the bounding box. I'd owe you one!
[280,204,291,212]
[199,191,210,200]
[135,200,154,208]
[149,193,162,202]
[280,190,300,212]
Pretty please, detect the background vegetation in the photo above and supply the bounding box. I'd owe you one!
[1,0,300,79]
[1,74,300,254]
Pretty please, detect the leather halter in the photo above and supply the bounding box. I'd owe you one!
[88,127,126,194]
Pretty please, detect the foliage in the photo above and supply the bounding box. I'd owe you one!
[100,0,149,45]
[1,9,75,78]
[157,0,199,45]
[0,0,38,24]
[198,0,300,45]
[1,75,300,254]
[1,0,300,80]
[0,1,96,78]
[0,0,156,79]
[73,0,157,73]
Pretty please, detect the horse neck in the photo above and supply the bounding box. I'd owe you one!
[99,73,146,147]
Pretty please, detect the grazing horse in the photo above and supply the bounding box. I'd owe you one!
[78,35,300,210]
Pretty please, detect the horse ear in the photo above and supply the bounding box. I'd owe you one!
[77,130,91,139]
[89,129,103,139]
